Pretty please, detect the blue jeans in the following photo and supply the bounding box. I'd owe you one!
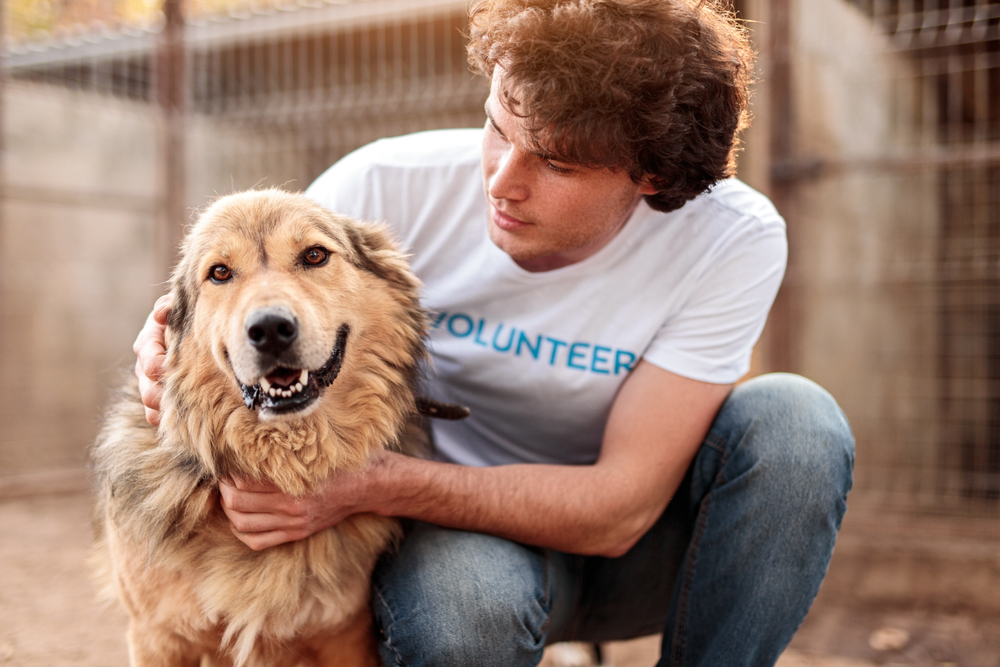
[372,374,855,666]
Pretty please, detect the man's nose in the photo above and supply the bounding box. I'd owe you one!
[488,147,529,202]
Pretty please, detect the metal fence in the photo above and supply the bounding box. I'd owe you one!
[1,0,998,524]
[4,0,488,186]
[765,0,1000,518]
[0,0,489,478]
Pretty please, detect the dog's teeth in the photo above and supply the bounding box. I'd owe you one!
[294,382,303,392]
[268,388,277,397]
[260,378,271,392]
[299,369,309,385]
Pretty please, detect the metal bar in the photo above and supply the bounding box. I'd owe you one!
[0,185,157,212]
[766,0,797,373]
[2,0,471,71]
[882,3,1000,35]
[188,0,470,50]
[156,0,186,286]
[0,0,6,369]
[771,143,1000,183]
[5,30,155,69]
[890,28,1000,53]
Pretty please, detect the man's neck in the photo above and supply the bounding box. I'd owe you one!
[512,194,644,273]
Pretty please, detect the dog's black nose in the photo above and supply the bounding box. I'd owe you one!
[246,307,299,356]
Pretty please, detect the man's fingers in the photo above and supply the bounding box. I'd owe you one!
[134,296,171,382]
[152,294,172,325]
[137,360,163,410]
[226,476,282,493]
[230,525,301,552]
[220,489,281,515]
[136,359,163,426]
[219,479,294,513]
[224,506,302,534]
[222,500,310,551]
[143,407,162,427]
[135,338,166,382]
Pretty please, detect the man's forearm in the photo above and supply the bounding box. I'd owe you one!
[221,364,727,554]
[363,451,680,557]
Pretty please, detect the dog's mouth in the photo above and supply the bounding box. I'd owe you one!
[240,324,349,416]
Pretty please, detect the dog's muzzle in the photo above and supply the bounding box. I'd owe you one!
[240,323,350,416]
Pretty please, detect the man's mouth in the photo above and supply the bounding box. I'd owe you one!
[490,204,531,232]
[240,324,349,416]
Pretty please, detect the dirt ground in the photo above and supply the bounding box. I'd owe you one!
[2,490,998,667]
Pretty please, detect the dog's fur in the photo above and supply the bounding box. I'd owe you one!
[91,189,432,667]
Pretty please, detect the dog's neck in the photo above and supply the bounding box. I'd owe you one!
[160,338,413,497]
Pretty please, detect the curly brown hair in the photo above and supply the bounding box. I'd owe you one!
[467,0,753,213]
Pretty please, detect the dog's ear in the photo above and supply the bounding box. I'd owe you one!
[166,275,194,349]
[343,222,421,295]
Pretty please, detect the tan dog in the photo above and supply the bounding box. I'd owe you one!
[91,189,459,666]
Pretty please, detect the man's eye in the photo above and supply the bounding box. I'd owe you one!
[304,247,329,266]
[545,161,573,174]
[209,265,232,283]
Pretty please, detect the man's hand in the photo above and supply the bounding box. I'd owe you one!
[134,295,172,426]
[219,464,379,551]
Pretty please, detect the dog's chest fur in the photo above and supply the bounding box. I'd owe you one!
[95,380,400,664]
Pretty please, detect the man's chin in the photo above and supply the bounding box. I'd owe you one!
[491,235,571,272]
[488,224,539,260]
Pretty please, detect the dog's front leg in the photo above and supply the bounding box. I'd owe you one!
[197,651,235,667]
[127,622,202,667]
[312,609,381,667]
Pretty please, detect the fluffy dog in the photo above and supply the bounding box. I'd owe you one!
[91,189,458,667]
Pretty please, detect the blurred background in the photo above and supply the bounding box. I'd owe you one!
[0,0,999,664]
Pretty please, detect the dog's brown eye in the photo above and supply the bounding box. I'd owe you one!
[210,265,232,283]
[303,247,329,266]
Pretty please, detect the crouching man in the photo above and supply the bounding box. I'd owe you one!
[135,1,854,664]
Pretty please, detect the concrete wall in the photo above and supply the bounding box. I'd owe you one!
[743,0,941,502]
[0,81,485,486]
[0,83,160,480]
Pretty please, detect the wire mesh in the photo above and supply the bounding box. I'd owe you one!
[796,0,1000,517]
[0,0,487,477]
[0,0,998,520]
[4,0,489,191]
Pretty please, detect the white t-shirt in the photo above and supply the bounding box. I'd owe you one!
[306,129,787,467]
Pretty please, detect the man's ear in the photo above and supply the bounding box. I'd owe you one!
[637,175,659,196]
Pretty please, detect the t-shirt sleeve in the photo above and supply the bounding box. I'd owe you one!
[642,214,787,384]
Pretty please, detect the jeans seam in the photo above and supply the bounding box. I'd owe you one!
[669,490,706,666]
[703,432,727,453]
[539,548,553,611]
[373,584,405,666]
[536,548,554,646]
[670,440,730,667]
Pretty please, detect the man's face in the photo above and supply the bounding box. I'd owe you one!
[481,69,656,272]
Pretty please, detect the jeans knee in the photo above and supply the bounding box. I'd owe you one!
[387,595,546,667]
[374,526,550,667]
[711,374,855,516]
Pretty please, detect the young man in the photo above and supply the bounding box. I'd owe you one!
[134,1,854,664]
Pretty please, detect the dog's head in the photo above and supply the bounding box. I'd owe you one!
[159,189,426,488]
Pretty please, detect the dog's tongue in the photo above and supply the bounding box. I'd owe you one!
[266,368,306,389]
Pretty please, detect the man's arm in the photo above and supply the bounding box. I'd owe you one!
[135,298,730,556]
[221,360,731,556]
